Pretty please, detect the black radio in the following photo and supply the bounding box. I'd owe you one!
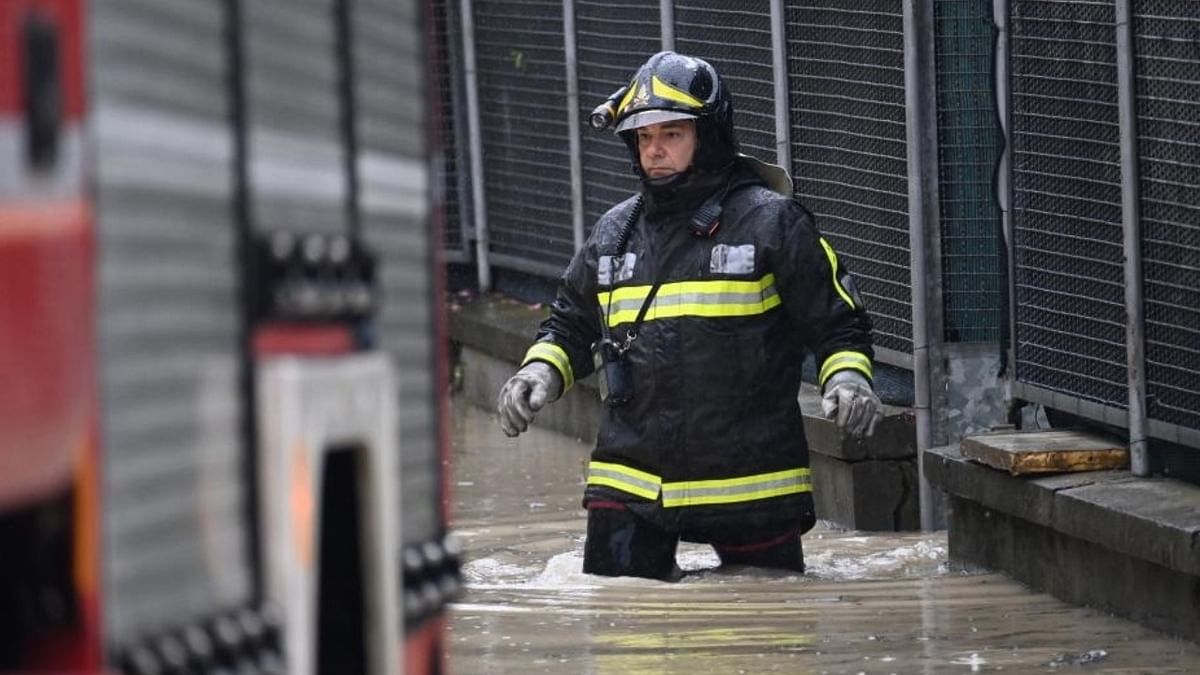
[592,337,633,407]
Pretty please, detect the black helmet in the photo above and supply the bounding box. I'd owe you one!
[612,51,738,176]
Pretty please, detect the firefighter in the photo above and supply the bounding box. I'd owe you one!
[496,51,881,580]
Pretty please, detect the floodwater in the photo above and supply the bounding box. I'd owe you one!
[446,399,1200,674]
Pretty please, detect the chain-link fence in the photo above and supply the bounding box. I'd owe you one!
[576,0,661,234]
[430,0,471,260]
[1133,1,1200,435]
[675,1,777,163]
[473,0,575,274]
[1010,0,1127,412]
[433,0,1200,453]
[785,1,913,357]
[935,0,1003,344]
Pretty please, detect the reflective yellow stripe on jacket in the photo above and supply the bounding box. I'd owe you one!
[587,461,661,500]
[523,342,575,390]
[596,274,780,328]
[818,350,872,387]
[587,461,811,507]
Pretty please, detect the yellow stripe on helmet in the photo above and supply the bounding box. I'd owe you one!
[651,75,704,109]
[617,82,640,115]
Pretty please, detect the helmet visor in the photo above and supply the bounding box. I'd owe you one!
[614,109,698,134]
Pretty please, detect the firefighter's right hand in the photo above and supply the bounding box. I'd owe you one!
[497,361,563,437]
[821,369,882,439]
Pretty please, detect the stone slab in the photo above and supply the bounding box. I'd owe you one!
[961,430,1128,475]
[811,453,920,531]
[923,444,1110,526]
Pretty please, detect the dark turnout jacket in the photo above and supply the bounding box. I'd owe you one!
[522,165,874,540]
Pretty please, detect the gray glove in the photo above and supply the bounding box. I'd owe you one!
[497,361,563,437]
[821,370,882,438]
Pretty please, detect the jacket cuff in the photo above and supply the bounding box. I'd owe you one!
[522,342,575,392]
[818,350,872,388]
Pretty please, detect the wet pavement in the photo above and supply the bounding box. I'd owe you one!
[446,399,1200,673]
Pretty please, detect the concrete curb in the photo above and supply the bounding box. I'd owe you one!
[925,443,1200,640]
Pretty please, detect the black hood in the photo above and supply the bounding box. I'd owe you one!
[642,161,768,222]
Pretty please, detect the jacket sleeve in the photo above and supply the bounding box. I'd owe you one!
[768,199,875,389]
[520,241,602,393]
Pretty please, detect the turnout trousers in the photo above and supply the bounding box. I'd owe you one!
[582,502,805,581]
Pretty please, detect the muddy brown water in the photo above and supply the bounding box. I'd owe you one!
[446,400,1200,673]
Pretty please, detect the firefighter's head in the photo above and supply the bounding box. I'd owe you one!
[612,51,738,184]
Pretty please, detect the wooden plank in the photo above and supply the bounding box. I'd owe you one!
[960,430,1129,475]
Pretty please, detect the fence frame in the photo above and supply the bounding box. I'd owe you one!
[444,0,1200,460]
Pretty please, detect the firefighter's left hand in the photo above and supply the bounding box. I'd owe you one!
[821,370,882,438]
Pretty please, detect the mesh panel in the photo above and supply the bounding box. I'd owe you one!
[785,1,912,356]
[934,0,1003,343]
[1133,1,1200,432]
[576,0,660,234]
[474,0,574,271]
[431,0,469,257]
[1010,0,1126,408]
[674,1,778,163]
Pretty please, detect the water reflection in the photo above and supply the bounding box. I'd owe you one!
[447,399,1200,673]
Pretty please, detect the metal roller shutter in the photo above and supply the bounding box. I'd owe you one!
[91,0,250,643]
[242,0,348,237]
[352,0,441,547]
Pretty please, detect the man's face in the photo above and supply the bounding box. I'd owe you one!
[636,119,697,179]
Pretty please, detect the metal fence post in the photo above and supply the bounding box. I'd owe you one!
[904,0,945,530]
[460,0,490,291]
[1115,0,1149,476]
[994,0,1016,390]
[563,0,585,252]
[660,0,674,51]
[769,0,791,173]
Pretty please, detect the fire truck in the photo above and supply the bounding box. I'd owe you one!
[0,1,458,673]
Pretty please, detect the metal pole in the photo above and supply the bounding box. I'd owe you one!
[1115,0,1149,476]
[769,0,792,173]
[994,0,1016,384]
[563,0,585,252]
[904,0,944,531]
[660,0,674,51]
[446,0,475,261]
[460,0,491,291]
